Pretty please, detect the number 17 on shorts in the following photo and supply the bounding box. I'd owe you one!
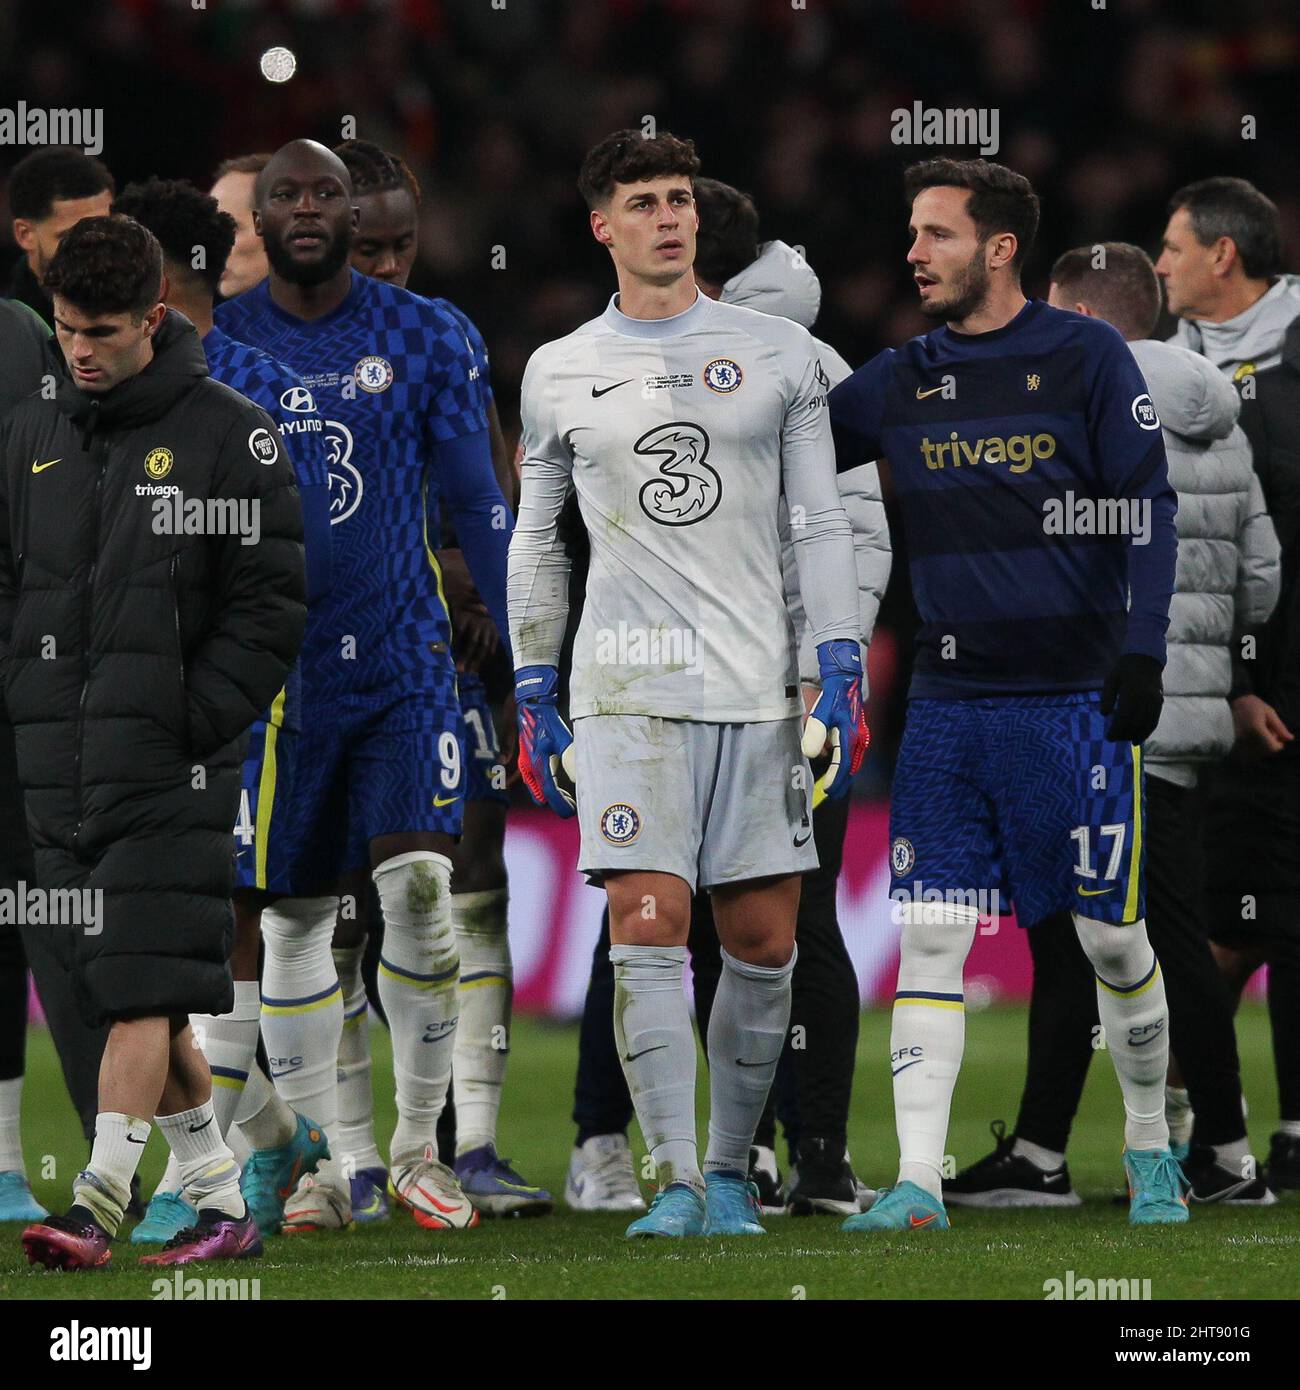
[1069,741,1146,926]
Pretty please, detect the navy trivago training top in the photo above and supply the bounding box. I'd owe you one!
[829,300,1176,699]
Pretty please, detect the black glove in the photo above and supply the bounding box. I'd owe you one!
[1100,653,1164,744]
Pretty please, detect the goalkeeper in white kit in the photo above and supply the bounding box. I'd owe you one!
[508,129,868,1238]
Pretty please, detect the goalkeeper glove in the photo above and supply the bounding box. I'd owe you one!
[1099,652,1163,744]
[800,639,869,800]
[515,665,577,817]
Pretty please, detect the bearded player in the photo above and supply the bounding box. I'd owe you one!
[509,129,866,1238]
[830,159,1184,1232]
[218,140,513,1232]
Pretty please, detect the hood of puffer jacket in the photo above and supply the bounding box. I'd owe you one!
[1128,338,1240,442]
[720,240,822,328]
[1171,273,1300,376]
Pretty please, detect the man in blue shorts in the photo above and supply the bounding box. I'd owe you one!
[830,158,1184,1232]
[218,140,512,1233]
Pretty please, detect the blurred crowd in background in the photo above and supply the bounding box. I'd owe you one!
[3,0,1298,779]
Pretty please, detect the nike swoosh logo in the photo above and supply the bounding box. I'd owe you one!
[736,1056,782,1068]
[622,1044,668,1063]
[31,458,62,473]
[188,1116,213,1133]
[591,380,633,398]
[1076,885,1115,897]
[413,1183,460,1214]
[909,1211,939,1228]
[891,1059,924,1077]
[793,830,812,847]
[1130,1030,1165,1047]
[914,386,946,400]
[433,794,461,807]
[126,1135,148,1144]
[277,1157,306,1199]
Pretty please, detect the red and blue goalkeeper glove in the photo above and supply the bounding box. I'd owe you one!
[515,665,576,818]
[801,639,869,799]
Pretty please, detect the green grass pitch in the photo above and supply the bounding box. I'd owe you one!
[3,1004,1298,1300]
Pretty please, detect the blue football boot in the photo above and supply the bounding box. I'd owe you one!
[0,1171,48,1222]
[130,1190,198,1244]
[842,1180,950,1232]
[240,1112,329,1235]
[625,1182,706,1239]
[703,1170,765,1236]
[1125,1147,1189,1225]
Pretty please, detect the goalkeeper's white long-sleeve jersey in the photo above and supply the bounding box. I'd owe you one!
[508,289,859,722]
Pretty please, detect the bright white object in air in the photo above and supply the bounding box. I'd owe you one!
[260,47,297,83]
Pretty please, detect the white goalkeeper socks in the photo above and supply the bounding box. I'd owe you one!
[610,944,701,1194]
[703,946,794,1176]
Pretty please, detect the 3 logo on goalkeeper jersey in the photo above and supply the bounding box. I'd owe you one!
[635,422,721,526]
[600,803,642,845]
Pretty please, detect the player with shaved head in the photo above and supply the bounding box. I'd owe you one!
[218,139,514,1234]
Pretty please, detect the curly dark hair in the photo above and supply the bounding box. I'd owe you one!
[43,214,163,317]
[335,139,422,206]
[904,158,1040,270]
[112,177,236,298]
[577,128,700,209]
[9,146,115,223]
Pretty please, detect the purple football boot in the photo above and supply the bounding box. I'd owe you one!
[138,1208,263,1266]
[22,1212,113,1271]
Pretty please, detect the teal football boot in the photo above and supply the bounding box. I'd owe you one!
[625,1182,706,1239]
[1125,1147,1189,1225]
[0,1171,47,1222]
[703,1170,765,1236]
[240,1112,329,1235]
[842,1180,950,1232]
[130,1190,198,1244]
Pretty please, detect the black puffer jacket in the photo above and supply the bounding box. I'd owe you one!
[0,310,305,1024]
